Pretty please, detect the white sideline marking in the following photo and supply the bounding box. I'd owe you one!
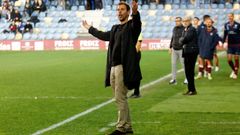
[32,69,183,135]
[200,121,240,125]
[1,96,111,100]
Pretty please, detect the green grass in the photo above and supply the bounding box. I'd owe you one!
[0,51,239,135]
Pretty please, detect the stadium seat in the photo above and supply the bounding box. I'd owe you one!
[142,4,149,10]
[157,4,164,10]
[79,5,85,11]
[226,3,233,9]
[211,4,218,9]
[23,33,31,40]
[150,3,157,10]
[218,4,225,9]
[71,6,78,11]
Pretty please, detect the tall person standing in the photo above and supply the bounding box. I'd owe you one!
[179,17,199,96]
[169,17,188,85]
[82,1,142,134]
[223,13,240,79]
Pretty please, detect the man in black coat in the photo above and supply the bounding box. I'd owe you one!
[82,1,141,135]
[179,16,199,96]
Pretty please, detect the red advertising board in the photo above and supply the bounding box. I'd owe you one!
[0,39,225,51]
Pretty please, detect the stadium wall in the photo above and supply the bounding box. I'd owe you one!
[0,39,172,51]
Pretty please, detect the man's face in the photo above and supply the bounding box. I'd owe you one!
[175,18,182,26]
[193,18,199,26]
[117,4,130,22]
[228,14,234,22]
[182,20,190,27]
[205,19,213,28]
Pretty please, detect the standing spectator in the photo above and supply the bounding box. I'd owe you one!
[179,16,199,96]
[192,17,200,29]
[33,0,46,13]
[95,0,102,9]
[169,17,188,85]
[223,13,240,79]
[24,0,32,17]
[197,18,221,80]
[195,14,211,79]
[130,33,143,98]
[82,1,141,134]
[1,6,10,20]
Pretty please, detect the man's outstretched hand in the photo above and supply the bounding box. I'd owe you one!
[82,20,91,30]
[132,0,138,15]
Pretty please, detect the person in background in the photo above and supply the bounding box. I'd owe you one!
[196,14,211,79]
[192,17,200,29]
[24,21,33,33]
[169,17,188,85]
[130,33,142,98]
[196,18,220,80]
[24,0,32,17]
[223,13,240,79]
[179,16,199,96]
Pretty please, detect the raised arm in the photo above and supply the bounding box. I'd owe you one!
[131,0,141,37]
[82,20,110,41]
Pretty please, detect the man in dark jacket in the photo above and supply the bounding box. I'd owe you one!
[169,17,187,85]
[179,16,199,96]
[197,18,220,80]
[82,1,141,135]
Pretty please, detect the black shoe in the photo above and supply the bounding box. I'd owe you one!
[126,130,134,134]
[108,130,126,135]
[188,91,197,96]
[183,91,190,95]
[129,94,141,98]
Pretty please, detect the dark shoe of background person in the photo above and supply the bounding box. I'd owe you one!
[129,94,141,98]
[107,130,126,135]
[183,91,190,95]
[187,91,197,95]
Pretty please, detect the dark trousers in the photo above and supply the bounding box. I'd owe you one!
[133,81,140,95]
[184,53,198,92]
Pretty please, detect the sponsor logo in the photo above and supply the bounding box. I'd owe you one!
[149,40,170,50]
[80,40,99,50]
[22,42,34,50]
[0,42,11,50]
[55,40,74,50]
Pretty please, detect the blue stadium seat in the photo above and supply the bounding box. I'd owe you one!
[142,5,149,10]
[218,4,225,9]
[71,6,78,11]
[172,4,179,10]
[23,33,31,40]
[79,5,85,11]
[150,3,157,10]
[211,4,218,9]
[157,4,164,10]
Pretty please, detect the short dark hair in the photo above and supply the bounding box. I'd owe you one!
[229,12,234,16]
[175,17,182,21]
[118,2,130,11]
[203,15,211,21]
[194,17,200,20]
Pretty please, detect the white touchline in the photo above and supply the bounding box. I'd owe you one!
[32,51,226,135]
[31,69,183,135]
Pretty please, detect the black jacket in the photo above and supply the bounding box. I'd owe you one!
[179,24,199,56]
[170,25,184,50]
[89,12,142,89]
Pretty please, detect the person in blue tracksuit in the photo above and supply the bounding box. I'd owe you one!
[197,18,221,80]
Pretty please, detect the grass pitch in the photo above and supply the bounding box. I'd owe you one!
[0,51,239,135]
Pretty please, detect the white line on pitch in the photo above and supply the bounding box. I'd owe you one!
[32,69,183,135]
